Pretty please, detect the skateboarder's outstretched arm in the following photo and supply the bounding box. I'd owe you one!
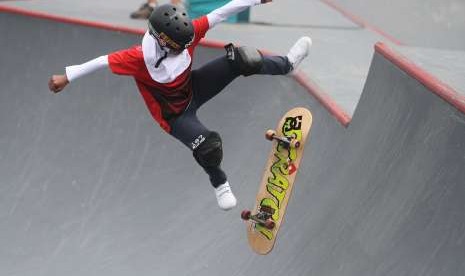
[48,55,109,93]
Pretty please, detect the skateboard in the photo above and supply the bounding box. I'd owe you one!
[241,107,312,255]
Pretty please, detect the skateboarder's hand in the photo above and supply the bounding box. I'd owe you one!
[48,74,69,93]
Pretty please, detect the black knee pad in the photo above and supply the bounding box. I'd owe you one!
[193,132,223,168]
[225,43,263,76]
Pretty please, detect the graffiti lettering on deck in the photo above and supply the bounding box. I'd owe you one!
[254,115,303,240]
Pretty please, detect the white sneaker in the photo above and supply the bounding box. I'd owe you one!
[215,182,237,211]
[286,36,312,72]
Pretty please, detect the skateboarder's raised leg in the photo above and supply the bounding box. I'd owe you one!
[191,37,312,108]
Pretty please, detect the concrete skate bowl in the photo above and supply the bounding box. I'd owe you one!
[1,7,465,276]
[322,0,465,49]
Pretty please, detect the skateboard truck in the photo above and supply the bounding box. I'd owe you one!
[266,129,299,175]
[265,129,300,149]
[241,206,276,230]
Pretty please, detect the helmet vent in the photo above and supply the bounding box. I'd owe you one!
[184,22,188,27]
[164,12,169,16]
[174,16,178,20]
[176,27,180,31]
[173,7,177,11]
[165,23,170,26]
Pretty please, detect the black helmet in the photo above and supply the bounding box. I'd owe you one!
[148,4,194,51]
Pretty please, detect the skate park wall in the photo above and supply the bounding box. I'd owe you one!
[1,8,465,276]
[323,0,465,50]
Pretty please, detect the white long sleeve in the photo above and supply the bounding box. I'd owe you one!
[207,0,262,28]
[65,55,109,82]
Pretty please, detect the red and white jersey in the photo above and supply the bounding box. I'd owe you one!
[107,16,210,133]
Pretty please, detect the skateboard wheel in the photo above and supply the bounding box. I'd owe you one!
[290,139,301,149]
[265,129,276,141]
[241,210,252,221]
[264,220,275,230]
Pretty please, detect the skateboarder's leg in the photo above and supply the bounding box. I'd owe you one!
[169,108,226,188]
[191,55,240,108]
[169,109,237,210]
[191,38,314,108]
[191,53,290,108]
[230,36,312,76]
[258,55,292,75]
[257,36,313,75]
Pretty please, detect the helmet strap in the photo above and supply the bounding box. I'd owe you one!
[155,50,168,68]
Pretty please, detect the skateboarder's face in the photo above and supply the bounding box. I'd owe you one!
[149,29,183,55]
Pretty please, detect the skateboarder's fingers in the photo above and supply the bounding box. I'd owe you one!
[48,76,64,93]
[48,77,59,93]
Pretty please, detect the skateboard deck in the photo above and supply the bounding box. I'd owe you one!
[242,107,312,255]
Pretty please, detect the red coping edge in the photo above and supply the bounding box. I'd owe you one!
[320,0,403,46]
[0,5,144,35]
[293,72,351,126]
[0,4,352,126]
[376,42,465,115]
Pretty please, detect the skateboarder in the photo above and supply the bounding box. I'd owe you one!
[48,0,312,211]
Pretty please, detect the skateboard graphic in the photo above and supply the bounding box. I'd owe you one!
[241,107,312,255]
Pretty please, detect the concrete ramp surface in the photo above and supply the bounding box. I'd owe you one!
[1,11,465,276]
